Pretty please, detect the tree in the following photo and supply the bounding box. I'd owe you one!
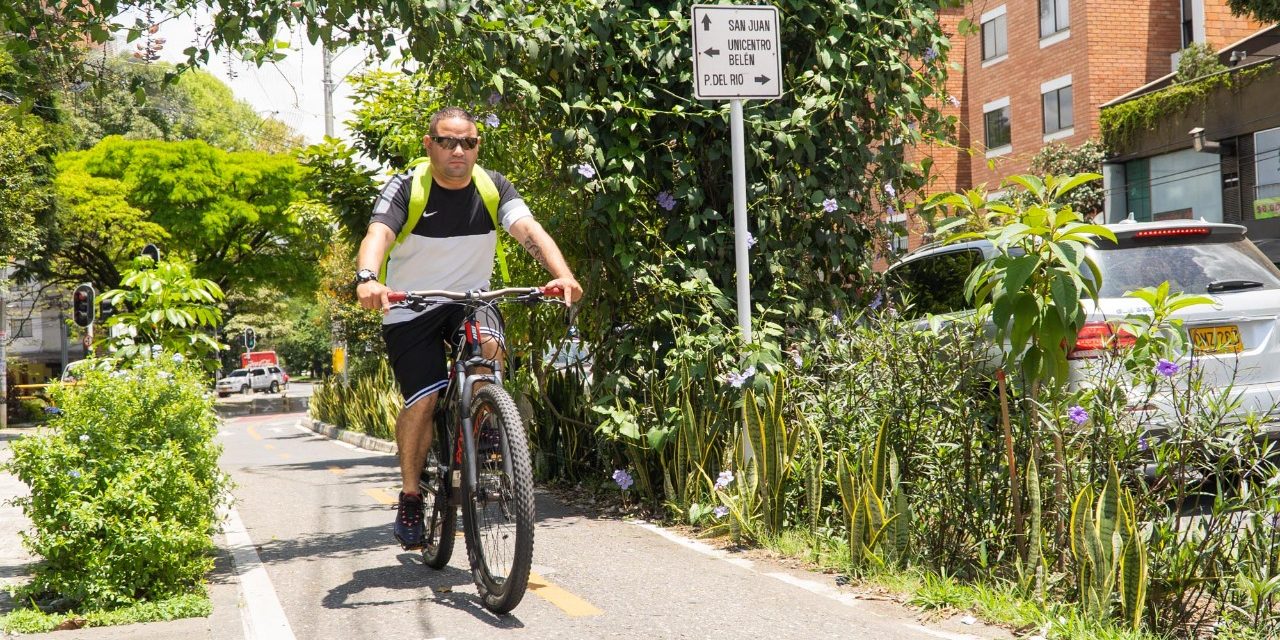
[98,257,226,371]
[1226,0,1280,23]
[1029,140,1106,219]
[43,137,327,302]
[0,114,57,261]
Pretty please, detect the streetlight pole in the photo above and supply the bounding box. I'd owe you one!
[1,263,9,430]
[322,45,335,138]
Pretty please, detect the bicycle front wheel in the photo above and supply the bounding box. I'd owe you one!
[462,384,534,614]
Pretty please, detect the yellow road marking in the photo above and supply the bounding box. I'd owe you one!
[527,572,603,618]
[264,444,276,450]
[247,426,262,441]
[277,453,291,460]
[365,488,397,505]
[327,466,346,476]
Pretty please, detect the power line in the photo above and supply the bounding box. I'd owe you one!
[1101,147,1280,197]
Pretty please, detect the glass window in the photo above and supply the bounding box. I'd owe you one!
[8,319,31,339]
[1042,85,1073,134]
[1089,237,1280,297]
[1181,0,1195,47]
[888,249,984,318]
[1040,0,1069,37]
[984,105,1011,149]
[982,15,1008,60]
[1257,127,1280,200]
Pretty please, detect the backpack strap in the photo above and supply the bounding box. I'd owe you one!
[381,159,510,285]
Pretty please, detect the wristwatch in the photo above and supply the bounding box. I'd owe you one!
[355,268,379,285]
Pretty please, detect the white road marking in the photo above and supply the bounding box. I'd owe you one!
[220,506,296,640]
[903,625,987,640]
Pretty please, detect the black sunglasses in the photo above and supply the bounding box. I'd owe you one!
[431,135,480,150]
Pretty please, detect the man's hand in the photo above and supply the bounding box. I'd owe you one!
[544,276,583,306]
[357,280,393,313]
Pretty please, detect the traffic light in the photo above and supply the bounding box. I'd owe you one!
[73,284,96,328]
[245,327,256,349]
[140,243,160,265]
[99,298,116,323]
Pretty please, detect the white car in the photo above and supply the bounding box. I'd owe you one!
[216,365,287,397]
[887,219,1280,423]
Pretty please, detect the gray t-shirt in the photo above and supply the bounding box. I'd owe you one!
[370,169,532,324]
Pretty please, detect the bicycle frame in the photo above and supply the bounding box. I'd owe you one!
[445,306,510,503]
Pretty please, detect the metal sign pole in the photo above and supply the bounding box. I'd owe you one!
[730,98,752,345]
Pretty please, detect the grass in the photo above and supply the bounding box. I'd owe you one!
[0,591,211,634]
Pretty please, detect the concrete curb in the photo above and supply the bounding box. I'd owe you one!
[297,416,398,455]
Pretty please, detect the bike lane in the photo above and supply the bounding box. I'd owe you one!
[217,412,1013,640]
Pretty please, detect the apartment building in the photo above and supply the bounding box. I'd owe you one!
[897,0,1263,252]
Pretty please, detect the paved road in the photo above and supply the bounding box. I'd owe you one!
[216,411,1012,640]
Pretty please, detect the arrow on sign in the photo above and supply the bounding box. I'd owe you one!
[701,14,711,30]
[754,75,771,84]
[703,47,720,57]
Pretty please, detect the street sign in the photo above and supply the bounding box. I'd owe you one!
[691,4,782,100]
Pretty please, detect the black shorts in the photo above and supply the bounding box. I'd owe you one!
[382,303,505,408]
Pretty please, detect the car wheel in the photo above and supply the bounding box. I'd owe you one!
[241,385,250,395]
[269,381,279,394]
[218,392,228,398]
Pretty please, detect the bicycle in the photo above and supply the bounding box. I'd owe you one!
[387,286,567,614]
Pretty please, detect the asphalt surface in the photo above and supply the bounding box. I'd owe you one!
[1,410,1014,639]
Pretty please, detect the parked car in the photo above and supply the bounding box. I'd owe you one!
[216,365,288,397]
[886,219,1280,423]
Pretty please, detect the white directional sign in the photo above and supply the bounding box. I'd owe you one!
[692,4,782,100]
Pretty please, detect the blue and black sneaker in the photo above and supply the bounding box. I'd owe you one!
[394,491,425,549]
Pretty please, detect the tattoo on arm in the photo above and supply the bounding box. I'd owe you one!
[521,236,550,270]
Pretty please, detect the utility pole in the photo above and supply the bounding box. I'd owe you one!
[322,45,335,138]
[59,308,68,375]
[1,264,8,430]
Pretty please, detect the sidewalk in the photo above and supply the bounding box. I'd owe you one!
[0,426,242,640]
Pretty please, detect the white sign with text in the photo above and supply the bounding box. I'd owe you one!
[691,5,782,100]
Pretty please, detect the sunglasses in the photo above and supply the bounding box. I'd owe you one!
[431,135,480,150]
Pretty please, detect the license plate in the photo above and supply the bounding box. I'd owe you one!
[1190,325,1243,354]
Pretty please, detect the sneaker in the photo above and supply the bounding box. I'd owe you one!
[394,491,425,549]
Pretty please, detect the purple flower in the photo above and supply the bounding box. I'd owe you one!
[1139,437,1149,452]
[884,182,897,198]
[724,366,757,389]
[79,434,89,443]
[947,95,961,108]
[68,470,81,479]
[923,47,938,62]
[1156,359,1180,378]
[869,292,883,310]
[747,232,758,249]
[822,198,838,213]
[656,191,677,211]
[1067,405,1088,425]
[714,470,734,490]
[713,505,729,518]
[886,204,897,217]
[576,163,596,179]
[483,113,500,128]
[488,91,502,106]
[612,469,633,491]
[42,406,63,415]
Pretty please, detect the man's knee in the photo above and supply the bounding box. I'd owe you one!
[398,394,438,426]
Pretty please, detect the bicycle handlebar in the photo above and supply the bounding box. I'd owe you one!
[387,286,564,304]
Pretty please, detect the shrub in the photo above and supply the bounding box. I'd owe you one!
[5,357,228,609]
[309,357,399,440]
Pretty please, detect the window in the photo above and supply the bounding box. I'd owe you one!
[8,319,31,339]
[1042,84,1073,135]
[888,209,909,254]
[1256,128,1280,218]
[984,99,1011,151]
[1181,0,1195,48]
[888,249,985,319]
[1124,158,1151,222]
[981,7,1008,61]
[1040,0,1069,37]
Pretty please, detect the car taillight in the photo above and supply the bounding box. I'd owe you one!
[1133,227,1210,239]
[1068,322,1136,359]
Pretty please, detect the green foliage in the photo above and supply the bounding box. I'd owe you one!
[310,359,399,440]
[0,113,58,260]
[1175,43,1228,84]
[1226,0,1280,22]
[4,359,228,610]
[99,258,226,371]
[298,139,380,247]
[1100,62,1278,151]
[743,380,801,535]
[1069,461,1147,630]
[1029,141,1106,218]
[0,592,210,634]
[46,136,326,298]
[941,174,1116,384]
[836,420,911,572]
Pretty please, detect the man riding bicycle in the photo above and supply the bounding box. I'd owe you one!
[354,106,582,549]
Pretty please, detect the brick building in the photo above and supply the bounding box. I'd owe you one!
[897,0,1264,252]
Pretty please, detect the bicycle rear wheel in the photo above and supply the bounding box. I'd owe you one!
[419,413,457,570]
[462,384,534,614]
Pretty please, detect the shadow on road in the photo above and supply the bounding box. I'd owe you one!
[322,553,526,629]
